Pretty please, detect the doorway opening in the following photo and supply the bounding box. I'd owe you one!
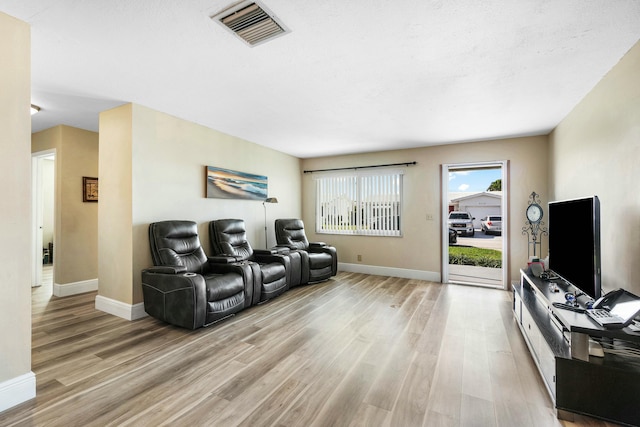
[441,161,508,289]
[32,149,56,292]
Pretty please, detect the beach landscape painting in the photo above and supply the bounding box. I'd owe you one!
[206,166,268,200]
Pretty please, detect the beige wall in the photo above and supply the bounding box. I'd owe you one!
[0,11,33,403]
[32,125,99,286]
[550,40,640,295]
[301,135,549,284]
[97,105,133,303]
[99,104,302,305]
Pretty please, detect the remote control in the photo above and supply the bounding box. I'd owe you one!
[552,302,586,313]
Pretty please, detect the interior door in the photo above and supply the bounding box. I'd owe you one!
[32,155,43,287]
[32,149,56,288]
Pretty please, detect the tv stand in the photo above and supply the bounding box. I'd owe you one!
[513,269,640,426]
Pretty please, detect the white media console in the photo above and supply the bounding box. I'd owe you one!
[513,269,640,425]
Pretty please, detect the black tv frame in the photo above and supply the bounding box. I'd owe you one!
[548,195,601,300]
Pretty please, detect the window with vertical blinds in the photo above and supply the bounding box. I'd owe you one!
[315,170,403,236]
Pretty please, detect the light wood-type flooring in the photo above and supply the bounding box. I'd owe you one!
[1,268,620,426]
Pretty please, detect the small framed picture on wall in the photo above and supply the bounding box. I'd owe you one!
[83,176,98,202]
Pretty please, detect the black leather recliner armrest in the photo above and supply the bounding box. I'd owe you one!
[208,255,244,264]
[254,248,289,256]
[253,251,288,264]
[265,246,290,255]
[309,242,327,248]
[309,243,334,254]
[143,265,187,274]
[141,270,207,329]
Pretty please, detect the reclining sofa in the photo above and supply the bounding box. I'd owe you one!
[141,218,337,329]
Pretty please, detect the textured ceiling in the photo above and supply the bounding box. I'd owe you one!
[3,0,640,158]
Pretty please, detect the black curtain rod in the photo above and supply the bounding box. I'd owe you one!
[303,161,416,174]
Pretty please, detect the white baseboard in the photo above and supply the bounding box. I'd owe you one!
[338,262,441,282]
[0,372,36,413]
[95,295,147,321]
[53,278,98,297]
[94,265,437,322]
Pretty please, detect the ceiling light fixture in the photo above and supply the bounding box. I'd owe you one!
[211,1,290,47]
[30,104,40,115]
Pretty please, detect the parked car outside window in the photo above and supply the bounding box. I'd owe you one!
[481,215,502,235]
[448,211,475,237]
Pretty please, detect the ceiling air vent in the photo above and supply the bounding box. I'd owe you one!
[211,1,290,47]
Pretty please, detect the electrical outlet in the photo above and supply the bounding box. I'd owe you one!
[426,214,434,221]
[357,254,362,262]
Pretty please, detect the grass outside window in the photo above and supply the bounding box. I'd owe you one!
[449,246,502,268]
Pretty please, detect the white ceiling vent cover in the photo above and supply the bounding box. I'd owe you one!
[211,1,290,47]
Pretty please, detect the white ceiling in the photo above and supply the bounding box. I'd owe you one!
[4,0,640,158]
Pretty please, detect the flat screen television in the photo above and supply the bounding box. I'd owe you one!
[548,196,601,300]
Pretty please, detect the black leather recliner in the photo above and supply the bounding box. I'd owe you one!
[141,220,250,329]
[275,218,337,283]
[209,219,290,303]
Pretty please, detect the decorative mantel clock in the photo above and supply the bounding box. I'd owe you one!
[522,191,547,258]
